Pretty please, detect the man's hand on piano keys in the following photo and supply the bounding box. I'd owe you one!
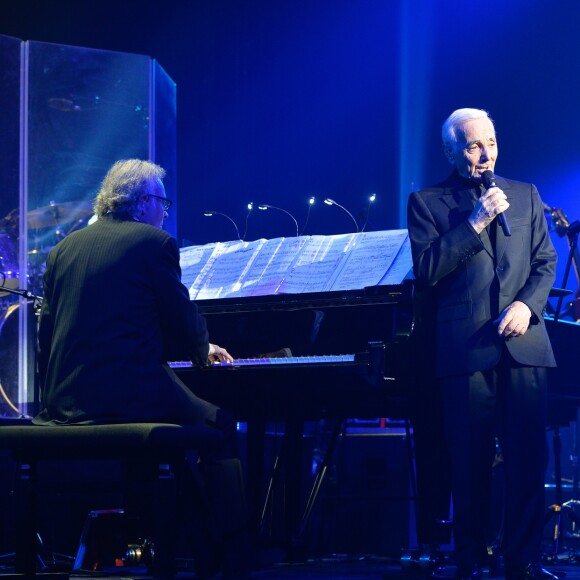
[208,343,234,364]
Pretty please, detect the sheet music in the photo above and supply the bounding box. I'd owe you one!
[193,240,266,299]
[327,230,409,290]
[277,234,356,294]
[180,230,412,299]
[378,233,413,285]
[180,242,220,297]
[239,237,308,296]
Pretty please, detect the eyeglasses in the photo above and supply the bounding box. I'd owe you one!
[148,194,173,211]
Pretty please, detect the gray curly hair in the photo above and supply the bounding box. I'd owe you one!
[93,159,166,218]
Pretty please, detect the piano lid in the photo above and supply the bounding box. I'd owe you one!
[195,280,413,314]
[190,281,413,360]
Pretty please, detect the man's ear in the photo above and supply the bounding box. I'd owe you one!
[138,195,147,215]
[443,144,455,165]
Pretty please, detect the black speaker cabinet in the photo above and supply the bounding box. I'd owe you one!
[312,429,413,557]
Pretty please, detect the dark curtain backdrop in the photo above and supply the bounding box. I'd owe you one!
[2,0,579,294]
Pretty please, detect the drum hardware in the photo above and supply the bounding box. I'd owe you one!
[4,201,92,234]
[0,208,19,230]
[0,230,19,287]
[0,378,20,416]
[0,300,33,418]
[28,200,93,230]
[0,225,45,297]
[0,301,21,416]
[1,203,90,300]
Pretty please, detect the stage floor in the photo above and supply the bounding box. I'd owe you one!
[2,553,579,580]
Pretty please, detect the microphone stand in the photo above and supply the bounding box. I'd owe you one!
[545,218,580,557]
[0,285,43,316]
[555,220,580,529]
[554,220,580,323]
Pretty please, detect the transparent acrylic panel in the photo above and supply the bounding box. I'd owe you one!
[26,42,152,264]
[152,60,177,237]
[20,42,155,415]
[0,34,23,416]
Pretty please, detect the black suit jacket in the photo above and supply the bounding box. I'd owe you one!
[34,213,214,425]
[407,171,557,378]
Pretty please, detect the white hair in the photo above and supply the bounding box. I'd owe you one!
[442,108,494,151]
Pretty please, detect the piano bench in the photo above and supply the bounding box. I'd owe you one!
[0,422,224,579]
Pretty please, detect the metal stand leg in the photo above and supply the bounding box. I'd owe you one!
[294,419,344,543]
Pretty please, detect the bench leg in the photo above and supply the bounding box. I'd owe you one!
[148,461,180,579]
[14,461,39,576]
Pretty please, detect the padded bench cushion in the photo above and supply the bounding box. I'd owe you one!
[0,423,225,460]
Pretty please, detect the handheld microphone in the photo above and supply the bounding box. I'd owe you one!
[481,170,511,237]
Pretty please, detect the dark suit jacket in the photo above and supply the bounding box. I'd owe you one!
[407,171,557,378]
[34,213,215,425]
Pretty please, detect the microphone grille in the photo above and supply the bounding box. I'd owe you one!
[481,170,495,189]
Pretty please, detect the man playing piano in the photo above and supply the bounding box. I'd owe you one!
[34,159,249,578]
[407,109,557,580]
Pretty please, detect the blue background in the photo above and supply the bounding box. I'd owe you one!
[3,0,579,300]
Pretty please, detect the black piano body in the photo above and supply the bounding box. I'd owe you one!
[173,280,414,421]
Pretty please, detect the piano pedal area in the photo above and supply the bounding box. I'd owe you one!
[234,417,418,561]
